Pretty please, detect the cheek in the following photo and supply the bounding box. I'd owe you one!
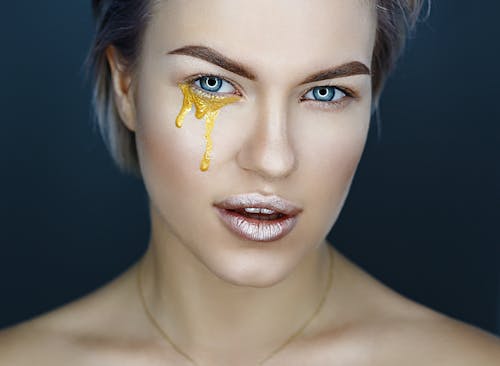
[134,80,243,175]
[133,83,211,214]
[137,72,225,166]
[295,108,370,217]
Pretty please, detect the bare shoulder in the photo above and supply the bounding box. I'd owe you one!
[363,306,500,365]
[372,310,500,366]
[0,316,83,366]
[328,249,500,366]
[0,265,152,366]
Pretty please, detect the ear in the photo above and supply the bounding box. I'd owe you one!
[105,45,137,132]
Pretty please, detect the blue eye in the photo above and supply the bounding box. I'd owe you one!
[194,76,236,94]
[303,86,346,102]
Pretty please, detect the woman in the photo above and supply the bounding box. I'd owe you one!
[1,0,499,365]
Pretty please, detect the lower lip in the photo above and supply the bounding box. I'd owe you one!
[214,208,298,242]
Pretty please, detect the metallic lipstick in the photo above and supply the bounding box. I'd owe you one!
[213,193,302,242]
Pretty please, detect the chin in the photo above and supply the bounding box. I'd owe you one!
[200,247,297,288]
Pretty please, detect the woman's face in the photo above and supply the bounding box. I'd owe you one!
[127,0,376,286]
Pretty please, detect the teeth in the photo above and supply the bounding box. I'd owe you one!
[243,207,276,214]
[244,207,260,214]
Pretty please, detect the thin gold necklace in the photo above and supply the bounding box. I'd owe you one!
[136,246,334,365]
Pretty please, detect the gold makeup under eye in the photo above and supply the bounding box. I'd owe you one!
[175,83,240,171]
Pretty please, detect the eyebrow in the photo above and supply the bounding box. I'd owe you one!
[299,62,371,84]
[167,45,370,84]
[168,45,257,80]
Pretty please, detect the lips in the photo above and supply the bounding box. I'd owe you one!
[213,193,302,242]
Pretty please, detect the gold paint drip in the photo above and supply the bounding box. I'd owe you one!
[175,83,240,171]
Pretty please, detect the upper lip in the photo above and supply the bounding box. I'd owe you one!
[213,193,303,216]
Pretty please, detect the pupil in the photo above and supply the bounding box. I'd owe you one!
[313,86,334,101]
[207,78,216,87]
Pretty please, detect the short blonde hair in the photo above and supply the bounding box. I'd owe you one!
[86,0,429,177]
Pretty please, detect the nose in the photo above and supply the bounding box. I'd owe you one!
[236,95,296,180]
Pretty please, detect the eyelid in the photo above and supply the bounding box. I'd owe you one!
[301,83,358,99]
[184,73,244,97]
[299,85,359,110]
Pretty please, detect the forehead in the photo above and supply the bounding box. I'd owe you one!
[146,0,376,79]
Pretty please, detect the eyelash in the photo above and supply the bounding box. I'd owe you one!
[186,74,356,109]
[186,73,243,98]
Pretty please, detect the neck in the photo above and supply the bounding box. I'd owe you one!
[137,204,333,362]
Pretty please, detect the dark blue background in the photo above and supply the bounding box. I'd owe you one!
[1,2,499,335]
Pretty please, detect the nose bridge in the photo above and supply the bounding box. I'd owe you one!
[236,89,296,179]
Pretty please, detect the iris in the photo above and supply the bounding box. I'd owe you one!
[312,86,336,101]
[199,76,223,92]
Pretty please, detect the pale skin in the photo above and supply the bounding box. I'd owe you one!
[1,0,499,365]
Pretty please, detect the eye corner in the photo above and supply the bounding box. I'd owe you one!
[337,86,359,99]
